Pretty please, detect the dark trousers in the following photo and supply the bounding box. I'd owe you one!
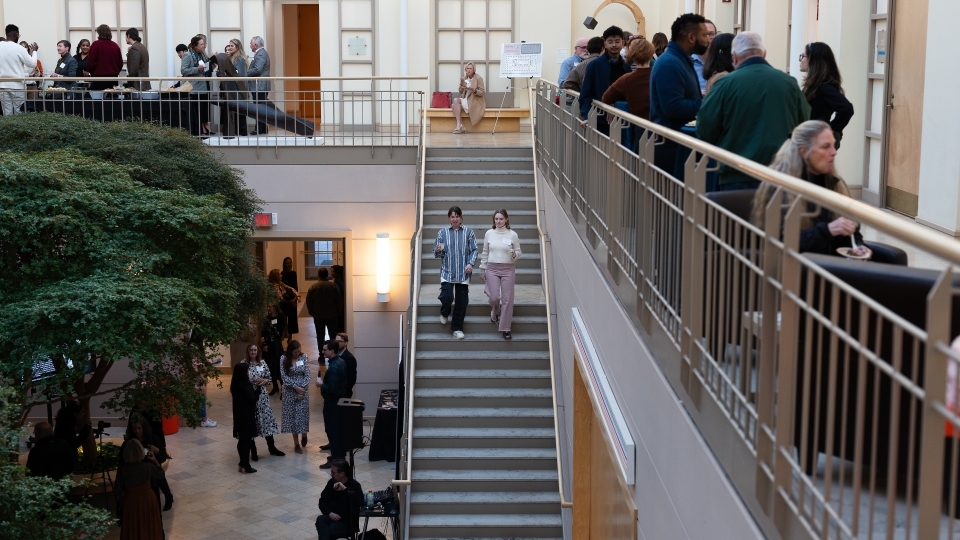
[439,282,469,332]
[253,91,269,134]
[314,317,339,344]
[322,398,344,459]
[265,340,282,389]
[315,514,352,540]
[237,437,252,467]
[654,138,681,181]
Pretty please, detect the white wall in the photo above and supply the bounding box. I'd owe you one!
[917,0,960,234]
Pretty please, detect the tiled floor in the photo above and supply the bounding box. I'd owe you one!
[97,317,397,540]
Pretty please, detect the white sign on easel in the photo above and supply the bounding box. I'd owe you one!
[499,42,543,78]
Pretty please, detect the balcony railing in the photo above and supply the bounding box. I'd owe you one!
[0,76,426,149]
[534,80,960,539]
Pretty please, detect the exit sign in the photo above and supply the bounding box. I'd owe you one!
[254,213,277,227]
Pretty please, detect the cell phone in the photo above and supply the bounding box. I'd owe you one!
[144,448,149,456]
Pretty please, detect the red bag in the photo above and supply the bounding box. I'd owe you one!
[431,91,452,109]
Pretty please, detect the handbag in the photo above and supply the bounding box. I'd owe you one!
[281,289,297,303]
[431,91,451,109]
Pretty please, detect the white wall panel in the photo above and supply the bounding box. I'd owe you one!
[341,0,372,28]
[463,0,486,27]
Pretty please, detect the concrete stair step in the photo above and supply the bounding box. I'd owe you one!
[413,406,553,428]
[424,196,536,211]
[412,427,555,448]
[424,209,537,225]
[414,387,552,408]
[426,169,534,176]
[411,448,557,471]
[408,513,563,539]
[415,335,549,353]
[420,268,541,285]
[410,491,560,516]
[415,368,551,389]
[416,332,548,342]
[425,156,534,171]
[426,146,533,159]
[425,182,534,197]
[411,468,559,482]
[414,350,550,370]
[416,316,547,335]
[415,350,549,361]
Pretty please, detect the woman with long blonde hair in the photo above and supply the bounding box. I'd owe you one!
[751,120,871,259]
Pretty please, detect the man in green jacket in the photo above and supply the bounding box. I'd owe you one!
[697,31,810,190]
[317,340,347,469]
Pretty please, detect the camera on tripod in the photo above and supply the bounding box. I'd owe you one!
[91,420,110,436]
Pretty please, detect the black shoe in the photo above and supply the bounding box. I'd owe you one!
[318,459,334,470]
[319,443,331,451]
[238,465,257,473]
[268,447,286,456]
[163,497,173,511]
[503,331,512,340]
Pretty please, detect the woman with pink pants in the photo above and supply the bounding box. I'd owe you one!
[480,209,522,340]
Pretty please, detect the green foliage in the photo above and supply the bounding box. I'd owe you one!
[73,442,120,475]
[0,114,271,427]
[0,384,114,540]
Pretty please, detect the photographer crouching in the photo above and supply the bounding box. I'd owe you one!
[315,458,363,540]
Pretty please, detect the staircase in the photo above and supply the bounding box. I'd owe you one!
[408,146,562,539]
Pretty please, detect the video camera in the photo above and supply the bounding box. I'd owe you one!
[91,420,111,436]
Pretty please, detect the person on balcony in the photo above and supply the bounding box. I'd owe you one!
[247,36,271,135]
[578,25,626,135]
[451,62,485,134]
[750,120,872,259]
[697,32,810,191]
[85,24,123,90]
[74,38,90,76]
[181,34,212,135]
[561,36,602,93]
[0,24,37,116]
[49,40,78,89]
[124,28,150,90]
[434,206,478,340]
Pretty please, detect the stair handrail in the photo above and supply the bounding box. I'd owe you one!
[528,85,573,509]
[393,91,427,490]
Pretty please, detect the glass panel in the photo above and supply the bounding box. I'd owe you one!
[437,0,461,28]
[341,31,373,61]
[118,0,143,27]
[438,63,463,92]
[93,0,119,27]
[488,0,512,28]
[209,0,242,28]
[437,31,462,61]
[489,30,511,61]
[463,0,487,28]
[303,240,334,281]
[68,0,93,28]
[341,0,373,28]
[463,30,486,62]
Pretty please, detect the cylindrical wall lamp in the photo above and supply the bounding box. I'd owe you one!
[376,232,390,302]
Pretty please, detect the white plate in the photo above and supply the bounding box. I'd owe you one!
[836,247,870,260]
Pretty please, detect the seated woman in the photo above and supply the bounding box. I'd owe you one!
[451,62,485,134]
[751,120,872,259]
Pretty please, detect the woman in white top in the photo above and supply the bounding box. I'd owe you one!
[480,209,522,340]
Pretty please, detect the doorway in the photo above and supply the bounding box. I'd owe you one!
[281,4,321,122]
[882,0,928,216]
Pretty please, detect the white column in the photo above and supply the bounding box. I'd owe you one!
[400,0,408,134]
[165,0,174,78]
[685,0,696,13]
[788,0,807,80]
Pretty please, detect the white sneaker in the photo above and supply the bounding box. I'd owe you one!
[440,315,449,325]
[200,419,217,428]
[453,330,465,340]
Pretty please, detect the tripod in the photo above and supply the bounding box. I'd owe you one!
[83,424,114,503]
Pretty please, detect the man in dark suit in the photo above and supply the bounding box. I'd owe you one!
[26,422,76,480]
[247,36,271,134]
[335,332,357,398]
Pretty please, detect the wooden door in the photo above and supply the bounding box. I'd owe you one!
[572,363,638,539]
[883,0,928,216]
[297,5,321,121]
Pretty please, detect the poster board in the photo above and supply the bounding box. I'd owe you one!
[499,42,543,78]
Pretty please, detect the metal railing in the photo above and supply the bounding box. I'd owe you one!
[535,80,960,539]
[527,85,573,510]
[392,90,426,539]
[1,75,426,152]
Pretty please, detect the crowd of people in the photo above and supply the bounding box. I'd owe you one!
[0,22,274,138]
[560,14,864,259]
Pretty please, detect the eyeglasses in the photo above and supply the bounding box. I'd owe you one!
[798,53,807,61]
[575,45,587,50]
[706,32,717,38]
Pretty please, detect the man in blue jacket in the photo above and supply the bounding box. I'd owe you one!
[650,13,711,179]
[579,25,626,135]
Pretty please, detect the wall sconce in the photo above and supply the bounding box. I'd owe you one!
[376,232,390,302]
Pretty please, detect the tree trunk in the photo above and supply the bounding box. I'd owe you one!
[76,358,113,465]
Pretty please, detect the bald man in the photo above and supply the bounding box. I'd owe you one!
[558,37,589,86]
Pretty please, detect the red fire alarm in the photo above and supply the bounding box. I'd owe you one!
[254,213,277,227]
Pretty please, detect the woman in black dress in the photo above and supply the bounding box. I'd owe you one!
[74,39,90,76]
[799,42,854,149]
[231,362,260,473]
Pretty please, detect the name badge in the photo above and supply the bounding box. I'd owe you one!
[502,238,512,246]
[271,319,277,324]
[60,63,66,68]
[295,360,304,368]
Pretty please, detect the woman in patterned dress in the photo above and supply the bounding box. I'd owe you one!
[245,344,286,459]
[280,340,311,454]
